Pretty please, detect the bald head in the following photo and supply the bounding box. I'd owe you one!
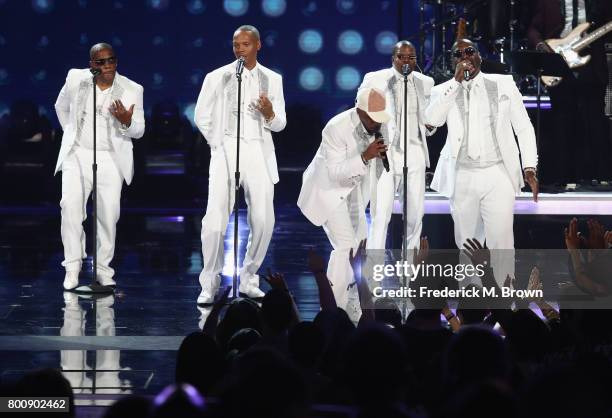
[233,25,260,42]
[89,43,114,59]
[392,40,414,57]
[391,40,417,74]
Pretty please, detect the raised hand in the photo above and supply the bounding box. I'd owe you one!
[454,60,475,82]
[605,231,612,248]
[585,219,606,249]
[527,266,543,302]
[265,269,289,292]
[412,236,429,265]
[308,249,326,274]
[564,217,581,250]
[256,93,274,121]
[110,99,134,126]
[462,238,491,267]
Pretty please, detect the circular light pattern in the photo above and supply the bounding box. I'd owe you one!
[31,70,47,83]
[299,67,324,91]
[147,0,169,11]
[263,30,278,47]
[186,0,206,14]
[336,66,360,91]
[0,68,9,86]
[152,35,168,46]
[189,69,205,85]
[0,102,8,118]
[38,105,49,116]
[300,0,317,16]
[337,30,363,55]
[111,36,123,47]
[223,0,248,16]
[298,29,323,54]
[262,0,286,17]
[37,35,49,48]
[336,0,356,15]
[0,35,6,47]
[183,102,197,127]
[32,0,54,13]
[113,1,125,9]
[78,0,87,7]
[375,31,398,54]
[192,37,204,48]
[79,33,88,46]
[152,72,165,88]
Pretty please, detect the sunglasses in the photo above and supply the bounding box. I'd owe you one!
[452,47,477,59]
[92,57,117,66]
[395,54,417,60]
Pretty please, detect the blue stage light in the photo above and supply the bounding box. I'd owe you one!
[147,0,169,11]
[298,30,323,54]
[32,0,54,13]
[224,0,248,16]
[262,0,286,17]
[186,0,206,14]
[299,67,324,91]
[338,30,363,55]
[183,103,196,127]
[336,66,360,91]
[0,69,8,86]
[375,31,397,54]
[301,0,317,16]
[336,0,355,15]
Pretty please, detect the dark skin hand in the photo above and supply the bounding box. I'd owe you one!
[356,108,387,161]
[524,170,539,202]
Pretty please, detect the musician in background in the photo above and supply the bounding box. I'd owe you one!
[527,0,612,185]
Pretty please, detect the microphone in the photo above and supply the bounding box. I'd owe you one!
[464,69,470,81]
[374,131,390,172]
[236,56,245,76]
[90,68,101,76]
[402,63,411,76]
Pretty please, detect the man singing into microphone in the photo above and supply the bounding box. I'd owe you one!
[298,88,390,321]
[425,39,538,285]
[194,25,286,303]
[54,43,145,290]
[358,40,436,254]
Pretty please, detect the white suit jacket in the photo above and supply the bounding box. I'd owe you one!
[425,73,538,198]
[358,68,435,167]
[298,109,378,226]
[54,69,145,185]
[194,61,286,184]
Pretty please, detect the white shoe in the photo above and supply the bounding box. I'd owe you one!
[239,274,265,299]
[97,275,116,287]
[63,271,79,290]
[198,274,221,304]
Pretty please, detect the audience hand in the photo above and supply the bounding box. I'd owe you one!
[564,218,581,250]
[462,238,491,267]
[585,219,606,249]
[265,269,289,292]
[605,231,612,248]
[308,249,326,274]
[526,266,544,302]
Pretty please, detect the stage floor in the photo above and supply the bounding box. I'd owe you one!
[0,196,611,397]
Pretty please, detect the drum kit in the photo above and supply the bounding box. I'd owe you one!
[414,0,536,90]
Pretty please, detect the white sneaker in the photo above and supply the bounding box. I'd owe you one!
[239,274,265,299]
[63,271,79,290]
[97,275,116,287]
[198,274,221,304]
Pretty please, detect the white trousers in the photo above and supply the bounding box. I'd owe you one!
[60,147,123,279]
[368,144,426,252]
[451,163,515,286]
[199,139,274,289]
[322,195,366,321]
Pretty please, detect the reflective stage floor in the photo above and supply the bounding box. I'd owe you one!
[1,194,611,396]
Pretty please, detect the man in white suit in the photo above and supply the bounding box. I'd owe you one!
[298,88,390,320]
[425,39,539,285]
[55,43,145,290]
[194,25,286,303]
[358,40,436,253]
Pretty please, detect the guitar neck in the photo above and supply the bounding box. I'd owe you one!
[574,20,612,51]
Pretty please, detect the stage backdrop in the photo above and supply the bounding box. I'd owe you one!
[0,0,428,126]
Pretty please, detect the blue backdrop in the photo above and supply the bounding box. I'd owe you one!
[0,0,425,126]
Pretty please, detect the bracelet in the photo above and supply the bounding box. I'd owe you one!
[361,153,368,165]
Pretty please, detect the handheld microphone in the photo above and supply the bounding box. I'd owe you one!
[90,68,101,76]
[402,63,411,76]
[236,56,245,76]
[374,131,390,172]
[464,69,470,81]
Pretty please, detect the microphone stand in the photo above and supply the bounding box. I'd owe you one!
[232,60,244,299]
[75,70,114,296]
[401,67,409,320]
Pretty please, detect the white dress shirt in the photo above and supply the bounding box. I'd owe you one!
[225,64,264,141]
[75,84,113,151]
[457,72,503,169]
[392,70,420,147]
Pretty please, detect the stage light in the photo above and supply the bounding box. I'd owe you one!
[262,0,286,17]
[31,70,47,83]
[152,72,165,89]
[300,0,317,16]
[189,69,204,86]
[338,30,363,55]
[223,0,248,16]
[263,30,279,47]
[298,30,323,54]
[336,66,360,91]
[79,33,88,46]
[37,36,49,48]
[32,0,54,13]
[186,0,206,14]
[152,35,168,47]
[192,37,204,48]
[182,102,196,128]
[147,0,169,11]
[0,69,8,86]
[375,31,397,54]
[336,0,356,15]
[299,67,324,91]
[0,102,8,117]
